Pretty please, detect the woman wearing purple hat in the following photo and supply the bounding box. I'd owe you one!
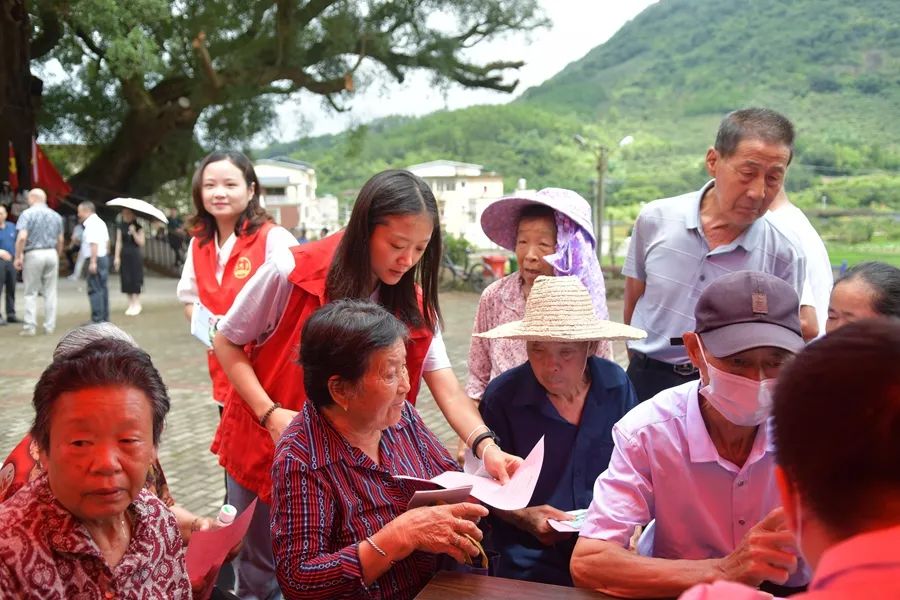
[466,188,612,404]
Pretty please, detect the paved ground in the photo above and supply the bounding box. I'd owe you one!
[0,274,624,518]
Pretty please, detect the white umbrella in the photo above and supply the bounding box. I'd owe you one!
[107,197,169,224]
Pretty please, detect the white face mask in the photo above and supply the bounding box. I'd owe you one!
[698,344,775,426]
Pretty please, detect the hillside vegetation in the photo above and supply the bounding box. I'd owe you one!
[263,0,900,213]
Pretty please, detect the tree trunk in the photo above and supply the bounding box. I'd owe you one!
[0,0,34,190]
[68,103,202,202]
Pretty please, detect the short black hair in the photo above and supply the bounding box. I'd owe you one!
[31,338,170,451]
[773,319,900,536]
[299,299,409,410]
[834,261,900,319]
[518,204,556,222]
[714,108,795,162]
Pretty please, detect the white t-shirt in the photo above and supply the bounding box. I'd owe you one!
[767,204,833,335]
[79,213,110,259]
[217,245,451,372]
[176,225,299,305]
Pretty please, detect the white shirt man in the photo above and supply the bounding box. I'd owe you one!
[77,202,110,323]
[766,190,832,338]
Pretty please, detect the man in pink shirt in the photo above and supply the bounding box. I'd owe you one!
[571,271,809,597]
[680,318,900,599]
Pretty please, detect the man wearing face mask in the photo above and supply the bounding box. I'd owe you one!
[571,271,809,598]
[679,319,900,599]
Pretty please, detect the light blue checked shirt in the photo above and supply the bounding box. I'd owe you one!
[624,181,805,364]
[15,202,63,252]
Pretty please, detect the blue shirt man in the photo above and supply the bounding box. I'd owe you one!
[0,210,16,255]
[0,204,18,322]
[474,275,646,586]
[623,108,806,402]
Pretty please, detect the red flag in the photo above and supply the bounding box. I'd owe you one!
[7,142,18,192]
[31,139,71,209]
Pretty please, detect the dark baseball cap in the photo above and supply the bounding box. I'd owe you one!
[694,271,804,357]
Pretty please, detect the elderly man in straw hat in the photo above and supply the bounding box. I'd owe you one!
[571,271,810,598]
[475,275,646,586]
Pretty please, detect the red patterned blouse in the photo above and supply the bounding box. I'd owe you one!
[0,473,191,599]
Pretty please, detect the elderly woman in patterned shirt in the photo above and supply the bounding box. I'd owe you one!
[271,299,489,600]
[0,338,191,598]
[466,188,613,405]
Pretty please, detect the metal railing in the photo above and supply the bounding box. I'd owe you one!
[143,234,183,276]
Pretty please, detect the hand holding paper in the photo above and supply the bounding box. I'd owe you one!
[185,499,257,600]
[399,437,545,511]
[190,301,220,348]
[548,508,589,533]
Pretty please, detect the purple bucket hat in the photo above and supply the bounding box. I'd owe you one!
[480,188,595,251]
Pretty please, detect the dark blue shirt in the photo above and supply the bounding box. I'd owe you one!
[0,221,16,256]
[479,356,637,586]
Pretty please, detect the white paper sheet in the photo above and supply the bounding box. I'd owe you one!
[398,436,544,511]
[190,301,219,348]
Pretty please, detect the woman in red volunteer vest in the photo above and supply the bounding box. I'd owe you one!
[212,169,523,533]
[177,151,298,600]
[176,151,298,410]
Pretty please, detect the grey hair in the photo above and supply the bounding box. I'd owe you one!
[53,322,138,359]
[28,188,47,203]
[714,108,795,163]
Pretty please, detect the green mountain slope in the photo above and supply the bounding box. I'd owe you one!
[263,0,900,210]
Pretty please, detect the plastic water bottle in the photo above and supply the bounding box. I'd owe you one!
[216,504,237,527]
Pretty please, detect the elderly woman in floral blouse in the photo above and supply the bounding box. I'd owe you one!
[0,338,191,598]
[466,188,612,404]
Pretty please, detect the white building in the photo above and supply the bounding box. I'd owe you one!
[254,157,339,234]
[406,160,504,248]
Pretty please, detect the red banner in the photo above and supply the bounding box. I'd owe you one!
[31,139,71,209]
[7,142,18,192]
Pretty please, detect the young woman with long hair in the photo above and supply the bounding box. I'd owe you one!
[212,172,521,573]
[176,151,298,409]
[176,151,298,600]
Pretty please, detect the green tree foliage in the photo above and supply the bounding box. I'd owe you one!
[27,0,545,199]
[265,0,900,211]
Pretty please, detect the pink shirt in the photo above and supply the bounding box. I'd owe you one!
[465,273,612,400]
[680,525,900,600]
[580,381,808,587]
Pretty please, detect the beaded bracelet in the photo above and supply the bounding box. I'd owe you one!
[259,402,282,427]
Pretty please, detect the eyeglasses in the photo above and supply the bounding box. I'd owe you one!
[721,159,786,190]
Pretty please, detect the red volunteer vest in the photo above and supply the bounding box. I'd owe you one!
[192,222,273,403]
[211,231,435,502]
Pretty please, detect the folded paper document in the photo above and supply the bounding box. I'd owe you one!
[398,437,544,511]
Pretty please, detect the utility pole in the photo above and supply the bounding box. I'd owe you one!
[575,134,632,265]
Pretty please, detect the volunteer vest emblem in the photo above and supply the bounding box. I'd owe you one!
[234,257,253,279]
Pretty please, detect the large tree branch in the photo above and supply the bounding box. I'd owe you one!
[74,28,106,61]
[30,1,63,59]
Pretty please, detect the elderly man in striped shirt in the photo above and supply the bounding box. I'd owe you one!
[623,108,806,402]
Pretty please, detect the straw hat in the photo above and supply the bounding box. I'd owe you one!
[475,276,647,343]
